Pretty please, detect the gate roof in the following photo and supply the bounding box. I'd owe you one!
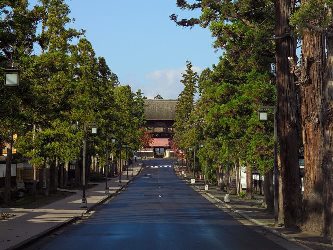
[144,99,177,121]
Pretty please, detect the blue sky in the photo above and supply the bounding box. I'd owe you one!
[31,0,221,99]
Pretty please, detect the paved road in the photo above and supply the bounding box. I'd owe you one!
[27,159,305,250]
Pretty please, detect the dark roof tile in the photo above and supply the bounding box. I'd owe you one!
[144,99,177,120]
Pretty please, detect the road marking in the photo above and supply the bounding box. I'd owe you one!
[147,165,172,169]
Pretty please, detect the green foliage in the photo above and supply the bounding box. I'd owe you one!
[173,0,276,182]
[174,61,198,151]
[1,0,145,170]
[291,0,332,32]
[239,191,246,198]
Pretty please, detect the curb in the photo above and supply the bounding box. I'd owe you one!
[190,184,313,250]
[8,167,143,250]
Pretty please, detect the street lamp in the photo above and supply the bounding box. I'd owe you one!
[111,138,116,176]
[105,137,109,195]
[4,67,19,86]
[189,147,196,178]
[91,126,97,135]
[188,147,195,178]
[118,142,122,184]
[193,147,196,178]
[124,145,129,180]
[3,66,19,205]
[131,149,134,177]
[259,106,278,225]
[199,144,204,181]
[258,111,268,121]
[186,148,191,172]
[81,123,97,208]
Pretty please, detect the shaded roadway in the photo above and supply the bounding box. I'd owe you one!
[27,159,305,250]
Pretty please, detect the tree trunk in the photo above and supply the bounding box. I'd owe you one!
[49,159,58,193]
[38,167,43,192]
[322,35,333,240]
[234,161,241,195]
[264,170,274,212]
[278,158,285,225]
[49,161,55,192]
[300,26,325,233]
[4,137,13,205]
[43,164,50,197]
[237,162,241,195]
[275,0,302,228]
[32,125,37,199]
[186,151,189,172]
[64,161,69,187]
[216,166,223,189]
[75,159,81,186]
[32,165,37,201]
[90,155,94,173]
[55,158,59,189]
[246,164,253,199]
[226,168,230,193]
[220,168,224,190]
[59,162,64,188]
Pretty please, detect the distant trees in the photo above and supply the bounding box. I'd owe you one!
[0,0,145,203]
[174,61,198,151]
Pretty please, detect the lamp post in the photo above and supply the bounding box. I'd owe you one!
[259,106,278,224]
[118,142,122,184]
[185,149,188,172]
[81,124,97,208]
[111,138,116,176]
[3,66,19,205]
[105,137,109,195]
[193,147,196,179]
[188,147,191,173]
[189,147,195,178]
[125,145,129,180]
[199,144,204,182]
[131,149,134,177]
[81,123,88,208]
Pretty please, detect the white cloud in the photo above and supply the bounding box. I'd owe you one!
[143,66,202,99]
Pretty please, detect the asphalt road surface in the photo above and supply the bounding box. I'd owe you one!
[27,159,305,250]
